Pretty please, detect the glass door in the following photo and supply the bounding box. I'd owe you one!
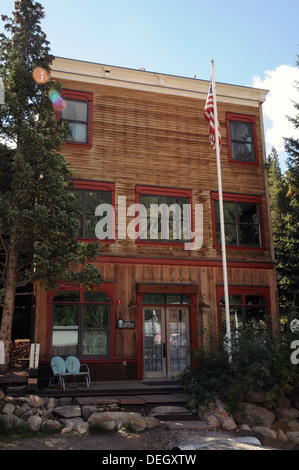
[143,306,190,379]
[167,307,190,377]
[143,308,166,378]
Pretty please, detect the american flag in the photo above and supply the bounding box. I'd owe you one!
[204,82,222,152]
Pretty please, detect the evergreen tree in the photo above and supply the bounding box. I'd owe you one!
[0,1,102,369]
[266,148,289,311]
[281,54,299,313]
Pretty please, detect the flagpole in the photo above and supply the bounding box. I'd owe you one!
[210,59,232,361]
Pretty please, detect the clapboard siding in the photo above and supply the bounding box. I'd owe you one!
[55,78,272,264]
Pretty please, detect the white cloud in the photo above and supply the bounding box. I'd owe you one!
[252,65,299,166]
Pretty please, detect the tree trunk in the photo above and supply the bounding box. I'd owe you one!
[0,231,18,373]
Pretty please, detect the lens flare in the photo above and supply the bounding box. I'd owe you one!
[33,67,49,84]
[48,89,66,111]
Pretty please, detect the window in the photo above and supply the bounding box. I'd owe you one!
[217,287,270,334]
[211,192,263,248]
[69,180,115,240]
[51,289,111,358]
[136,185,192,244]
[226,113,258,164]
[60,90,93,146]
[142,294,192,305]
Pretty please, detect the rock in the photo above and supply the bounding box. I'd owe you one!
[27,395,44,408]
[15,405,30,417]
[102,421,116,431]
[1,414,23,428]
[0,390,5,400]
[144,417,159,429]
[20,409,33,421]
[276,407,299,421]
[233,403,275,428]
[150,406,191,416]
[88,411,141,427]
[61,427,72,434]
[286,431,299,444]
[28,415,42,431]
[42,420,62,432]
[3,403,16,415]
[82,405,97,420]
[278,429,288,442]
[287,419,299,432]
[54,405,82,419]
[128,417,146,432]
[252,426,277,439]
[44,397,58,410]
[59,417,84,430]
[240,424,251,431]
[76,421,89,435]
[199,399,236,431]
[205,414,220,428]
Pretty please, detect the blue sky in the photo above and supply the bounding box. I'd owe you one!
[1,0,299,169]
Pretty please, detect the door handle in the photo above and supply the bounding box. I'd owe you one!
[163,343,166,358]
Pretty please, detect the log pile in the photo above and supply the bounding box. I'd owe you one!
[9,339,30,368]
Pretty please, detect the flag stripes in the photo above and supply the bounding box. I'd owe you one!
[204,82,222,152]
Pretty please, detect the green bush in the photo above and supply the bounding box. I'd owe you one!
[180,319,299,412]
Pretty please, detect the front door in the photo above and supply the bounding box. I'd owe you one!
[143,306,190,379]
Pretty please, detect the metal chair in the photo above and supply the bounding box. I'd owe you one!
[48,356,72,389]
[65,356,91,388]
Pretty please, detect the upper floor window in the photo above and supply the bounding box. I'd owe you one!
[60,90,93,146]
[226,113,258,164]
[136,185,192,244]
[211,192,263,248]
[69,180,115,241]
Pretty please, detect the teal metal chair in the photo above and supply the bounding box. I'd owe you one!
[49,356,72,389]
[65,356,91,388]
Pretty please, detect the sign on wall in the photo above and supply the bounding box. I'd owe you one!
[29,343,40,369]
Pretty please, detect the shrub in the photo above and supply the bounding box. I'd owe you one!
[180,318,299,412]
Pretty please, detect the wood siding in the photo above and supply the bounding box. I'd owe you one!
[34,64,278,381]
[56,78,273,264]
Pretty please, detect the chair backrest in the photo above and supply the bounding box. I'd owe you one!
[50,356,66,375]
[66,356,80,374]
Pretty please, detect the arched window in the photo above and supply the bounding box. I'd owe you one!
[51,290,111,358]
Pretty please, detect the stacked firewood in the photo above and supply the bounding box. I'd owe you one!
[9,339,30,368]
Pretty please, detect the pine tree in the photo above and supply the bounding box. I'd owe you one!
[266,148,289,311]
[281,54,299,313]
[0,1,102,370]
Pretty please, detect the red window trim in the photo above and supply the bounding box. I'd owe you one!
[211,191,265,250]
[69,179,115,243]
[226,112,259,166]
[216,285,271,334]
[46,283,115,360]
[59,89,93,148]
[135,185,194,247]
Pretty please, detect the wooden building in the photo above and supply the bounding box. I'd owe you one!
[34,57,279,382]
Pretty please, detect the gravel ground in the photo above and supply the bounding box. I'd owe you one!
[0,424,284,452]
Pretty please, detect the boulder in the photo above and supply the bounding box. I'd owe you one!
[276,407,299,421]
[199,398,236,431]
[286,432,299,444]
[28,415,42,431]
[3,403,16,415]
[233,403,275,428]
[54,405,82,419]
